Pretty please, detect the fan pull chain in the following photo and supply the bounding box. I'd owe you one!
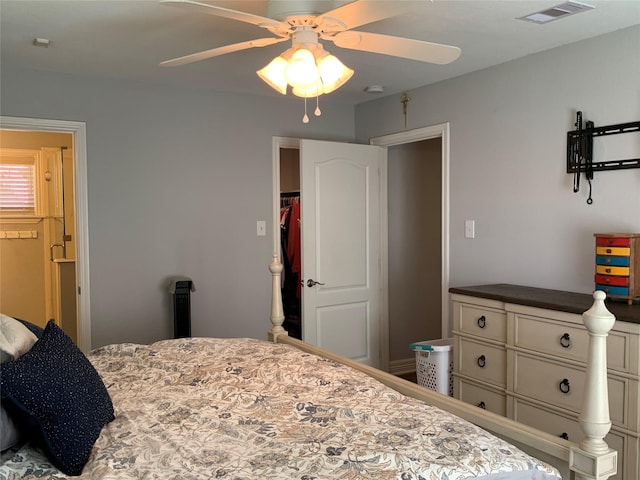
[314,94,321,117]
[303,96,309,123]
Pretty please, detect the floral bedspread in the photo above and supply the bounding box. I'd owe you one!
[1,337,560,480]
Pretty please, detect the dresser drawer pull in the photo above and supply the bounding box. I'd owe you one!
[559,432,569,441]
[477,355,486,368]
[559,378,571,394]
[560,333,572,348]
[477,401,486,409]
[477,316,486,328]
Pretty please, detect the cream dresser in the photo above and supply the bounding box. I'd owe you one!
[450,284,640,480]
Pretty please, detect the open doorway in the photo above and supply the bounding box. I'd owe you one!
[372,123,450,373]
[274,139,383,365]
[0,131,76,341]
[385,138,442,374]
[0,116,91,351]
[279,146,301,339]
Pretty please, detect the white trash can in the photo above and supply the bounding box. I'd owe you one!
[410,338,454,396]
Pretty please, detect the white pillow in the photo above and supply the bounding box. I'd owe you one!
[0,314,38,363]
[1,314,38,451]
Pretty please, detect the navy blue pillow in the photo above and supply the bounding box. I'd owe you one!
[0,321,114,475]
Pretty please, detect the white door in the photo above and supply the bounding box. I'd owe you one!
[300,139,384,367]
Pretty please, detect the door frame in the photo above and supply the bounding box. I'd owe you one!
[0,116,91,352]
[370,123,450,373]
[271,136,300,259]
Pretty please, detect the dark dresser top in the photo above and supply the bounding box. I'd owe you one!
[449,284,640,325]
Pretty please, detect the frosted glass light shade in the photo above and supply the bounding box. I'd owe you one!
[256,56,288,95]
[284,49,319,89]
[318,55,354,94]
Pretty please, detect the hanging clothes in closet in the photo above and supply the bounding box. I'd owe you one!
[280,193,301,339]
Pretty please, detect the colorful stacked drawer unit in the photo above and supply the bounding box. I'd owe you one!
[594,233,640,304]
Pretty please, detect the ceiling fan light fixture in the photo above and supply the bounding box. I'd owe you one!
[163,0,462,123]
[256,42,353,101]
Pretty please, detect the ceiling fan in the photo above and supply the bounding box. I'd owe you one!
[160,0,461,121]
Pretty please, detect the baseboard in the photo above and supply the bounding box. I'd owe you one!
[389,357,416,376]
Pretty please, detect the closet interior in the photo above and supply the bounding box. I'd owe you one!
[280,147,302,339]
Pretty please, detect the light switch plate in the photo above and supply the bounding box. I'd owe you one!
[257,220,266,236]
[465,220,475,239]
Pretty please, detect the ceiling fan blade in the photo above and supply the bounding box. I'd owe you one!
[318,0,413,32]
[160,37,288,67]
[331,31,461,65]
[161,0,283,29]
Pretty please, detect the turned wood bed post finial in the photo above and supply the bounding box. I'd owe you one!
[268,253,286,341]
[570,290,617,480]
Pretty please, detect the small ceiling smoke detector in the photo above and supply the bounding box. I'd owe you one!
[518,1,595,24]
[33,37,51,47]
[364,85,385,94]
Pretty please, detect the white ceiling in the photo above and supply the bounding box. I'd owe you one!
[1,0,639,105]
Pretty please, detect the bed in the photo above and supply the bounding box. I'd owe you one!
[0,256,618,480]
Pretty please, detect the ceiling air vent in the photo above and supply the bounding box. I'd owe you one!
[518,1,595,24]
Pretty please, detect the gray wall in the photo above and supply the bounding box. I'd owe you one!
[357,26,640,298]
[0,67,355,347]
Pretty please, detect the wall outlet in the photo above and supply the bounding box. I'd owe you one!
[465,220,475,239]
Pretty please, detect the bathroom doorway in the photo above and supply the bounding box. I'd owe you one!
[0,116,90,350]
[0,130,77,341]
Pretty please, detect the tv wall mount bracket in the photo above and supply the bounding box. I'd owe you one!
[566,111,639,204]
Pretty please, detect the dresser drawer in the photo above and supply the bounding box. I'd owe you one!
[596,246,631,257]
[596,265,630,276]
[455,304,507,342]
[456,377,506,416]
[596,255,631,266]
[458,338,506,387]
[514,353,627,427]
[512,313,629,372]
[597,285,631,296]
[597,237,632,247]
[594,274,629,286]
[513,400,625,480]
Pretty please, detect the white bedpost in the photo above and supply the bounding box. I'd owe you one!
[570,290,617,480]
[268,254,287,341]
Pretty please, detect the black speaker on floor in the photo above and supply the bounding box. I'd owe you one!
[169,277,194,338]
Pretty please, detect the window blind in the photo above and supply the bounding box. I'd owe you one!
[0,163,36,215]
